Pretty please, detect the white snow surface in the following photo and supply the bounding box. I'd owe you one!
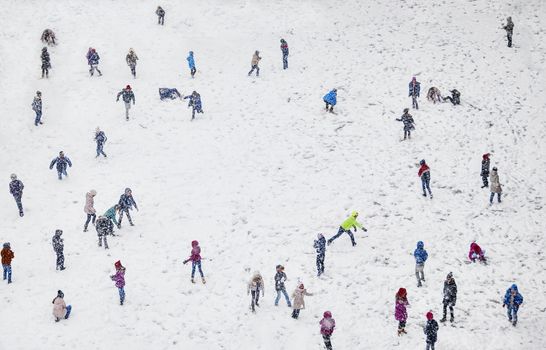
[1,0,546,349]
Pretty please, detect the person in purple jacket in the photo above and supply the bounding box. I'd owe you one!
[395,288,409,335]
[183,240,206,284]
[110,260,126,305]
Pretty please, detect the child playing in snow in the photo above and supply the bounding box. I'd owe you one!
[503,284,523,326]
[291,283,313,319]
[424,311,439,349]
[1,242,14,283]
[52,290,72,322]
[320,311,336,350]
[468,242,486,263]
[247,271,264,312]
[395,288,409,335]
[414,241,428,287]
[183,240,206,284]
[110,260,126,305]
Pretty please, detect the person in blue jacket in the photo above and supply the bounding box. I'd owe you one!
[503,284,523,326]
[280,39,289,69]
[159,88,182,100]
[323,89,337,113]
[118,188,138,227]
[87,48,102,77]
[32,91,43,126]
[9,174,24,217]
[414,241,428,287]
[409,77,421,109]
[187,51,196,78]
[95,127,107,158]
[49,151,72,180]
[313,233,326,276]
[184,91,204,120]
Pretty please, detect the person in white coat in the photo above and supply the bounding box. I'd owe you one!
[291,283,313,319]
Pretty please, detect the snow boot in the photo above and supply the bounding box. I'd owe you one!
[191,278,195,284]
[440,316,447,323]
[450,315,454,323]
[202,277,206,284]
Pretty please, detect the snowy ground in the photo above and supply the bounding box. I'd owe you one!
[1,0,546,349]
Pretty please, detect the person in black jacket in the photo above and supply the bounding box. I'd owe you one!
[424,311,439,350]
[95,216,113,249]
[441,272,457,323]
[49,151,73,180]
[480,153,491,188]
[52,230,65,270]
[41,47,51,78]
[118,188,138,227]
[395,108,415,140]
[9,174,24,217]
[274,265,291,307]
[503,17,514,48]
[156,6,165,25]
[313,233,326,276]
[443,89,461,105]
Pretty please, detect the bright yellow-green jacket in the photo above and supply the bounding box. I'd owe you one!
[341,211,363,230]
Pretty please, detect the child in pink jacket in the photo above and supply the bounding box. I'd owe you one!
[183,240,206,284]
[320,311,336,350]
[110,260,126,305]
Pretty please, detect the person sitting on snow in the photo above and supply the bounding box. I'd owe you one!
[468,242,486,263]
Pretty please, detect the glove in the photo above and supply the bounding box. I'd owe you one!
[502,304,506,308]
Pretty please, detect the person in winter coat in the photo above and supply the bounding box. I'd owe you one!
[9,174,24,217]
[424,312,439,350]
[441,272,457,323]
[327,211,367,247]
[418,159,432,198]
[187,51,196,78]
[116,85,136,121]
[443,89,461,105]
[489,167,502,205]
[156,6,165,25]
[248,51,261,77]
[395,288,409,335]
[396,108,415,140]
[32,90,43,126]
[52,230,65,270]
[280,39,289,69]
[247,272,265,312]
[468,242,486,263]
[41,29,56,45]
[503,284,523,326]
[323,89,337,113]
[49,151,72,180]
[183,240,205,283]
[408,77,421,109]
[86,48,102,77]
[414,241,428,287]
[95,127,107,158]
[426,87,442,103]
[95,216,113,249]
[126,48,138,78]
[104,205,120,228]
[480,153,491,188]
[1,243,14,284]
[274,265,291,307]
[41,47,51,78]
[52,290,72,322]
[320,311,336,350]
[183,91,204,120]
[291,283,313,319]
[110,260,126,305]
[159,88,182,100]
[83,190,97,232]
[314,233,326,276]
[503,17,514,48]
[118,188,138,227]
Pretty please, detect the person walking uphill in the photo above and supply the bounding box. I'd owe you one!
[489,167,502,205]
[83,190,97,232]
[247,271,265,312]
[95,127,107,158]
[408,77,421,109]
[418,159,433,198]
[320,311,336,350]
[32,90,43,126]
[41,47,51,78]
[327,211,367,247]
[156,6,165,25]
[110,260,126,305]
[395,288,409,335]
[414,241,428,287]
[503,284,523,326]
[183,91,204,120]
[503,17,514,48]
[118,188,138,227]
[395,108,415,140]
[1,243,14,284]
[52,230,65,271]
[52,290,72,322]
[116,85,136,121]
[280,39,289,69]
[49,151,72,180]
[274,265,291,307]
[9,174,24,217]
[126,48,138,78]
[424,312,439,350]
[95,216,113,249]
[480,153,491,188]
[187,51,196,78]
[441,272,457,323]
[323,89,337,113]
[183,240,206,284]
[86,48,102,77]
[291,283,313,319]
[248,50,261,77]
[314,233,326,276]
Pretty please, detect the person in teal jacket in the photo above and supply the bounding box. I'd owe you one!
[327,211,367,247]
[104,205,120,228]
[323,89,337,113]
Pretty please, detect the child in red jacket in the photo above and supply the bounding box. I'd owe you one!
[468,242,486,263]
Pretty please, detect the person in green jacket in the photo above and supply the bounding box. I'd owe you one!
[104,205,120,228]
[327,211,367,247]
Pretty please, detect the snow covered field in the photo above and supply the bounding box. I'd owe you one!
[1,0,545,349]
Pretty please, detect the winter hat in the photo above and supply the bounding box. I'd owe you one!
[3,242,10,248]
[191,240,199,247]
[397,288,407,298]
[426,312,433,320]
[55,229,62,236]
[482,153,490,160]
[492,167,498,171]
[125,187,132,194]
[323,311,332,318]
[403,108,409,113]
[126,85,131,90]
[114,260,122,269]
[189,51,193,55]
[417,241,424,249]
[57,290,64,298]
[511,284,518,291]
[59,151,64,156]
[332,88,337,92]
[317,233,323,239]
[276,265,284,270]
[89,190,97,196]
[446,272,453,279]
[42,47,47,51]
[36,91,42,96]
[412,76,416,81]
[351,211,358,217]
[10,174,17,180]
[420,159,426,165]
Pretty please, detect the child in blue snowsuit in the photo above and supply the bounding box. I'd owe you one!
[414,241,428,287]
[503,284,523,326]
[184,91,203,120]
[49,151,72,180]
[323,89,337,113]
[314,233,326,276]
[32,91,43,126]
[87,48,102,76]
[159,88,182,100]
[187,51,196,78]
[95,128,107,157]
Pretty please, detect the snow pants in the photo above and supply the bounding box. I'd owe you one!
[248,65,259,76]
[98,234,109,249]
[507,32,513,47]
[84,213,96,230]
[415,263,425,286]
[96,142,106,157]
[13,194,23,215]
[118,208,133,226]
[412,95,419,109]
[56,251,65,269]
[191,260,204,279]
[328,226,355,246]
[322,334,333,350]
[282,54,288,69]
[57,168,68,180]
[316,253,325,275]
[3,265,12,283]
[250,290,261,311]
[421,178,432,197]
[426,342,436,350]
[34,110,42,126]
[291,308,301,319]
[89,64,102,76]
[490,192,502,204]
[507,305,518,323]
[158,15,164,25]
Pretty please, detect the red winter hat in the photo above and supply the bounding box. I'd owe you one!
[126,85,131,90]
[191,240,199,247]
[323,311,332,318]
[426,312,434,320]
[483,153,490,160]
[397,288,407,298]
[114,260,122,269]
